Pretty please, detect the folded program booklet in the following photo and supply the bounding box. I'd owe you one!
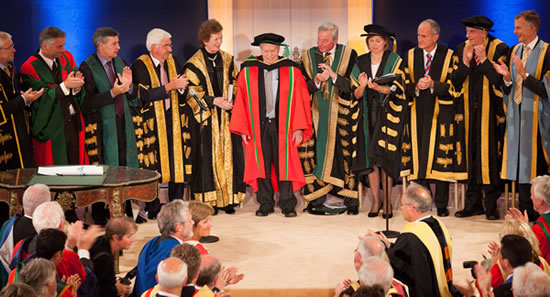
[37,165,104,176]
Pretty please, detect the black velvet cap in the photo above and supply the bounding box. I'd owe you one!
[251,33,286,46]
[360,24,395,37]
[461,16,495,32]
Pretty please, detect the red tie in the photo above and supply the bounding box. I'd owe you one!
[106,61,124,117]
[424,53,432,74]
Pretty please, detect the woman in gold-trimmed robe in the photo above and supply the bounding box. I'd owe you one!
[351,25,405,218]
[184,19,245,213]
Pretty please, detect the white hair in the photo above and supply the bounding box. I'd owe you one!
[318,22,339,40]
[32,201,64,233]
[532,175,550,205]
[358,257,394,294]
[513,262,550,297]
[146,28,172,52]
[22,184,51,215]
[157,257,187,289]
[0,32,12,48]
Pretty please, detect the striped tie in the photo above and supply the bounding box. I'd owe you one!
[513,46,531,105]
[424,53,432,74]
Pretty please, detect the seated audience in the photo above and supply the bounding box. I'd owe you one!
[351,285,386,297]
[336,236,408,297]
[156,257,188,297]
[0,282,39,297]
[186,201,215,255]
[0,184,50,286]
[135,200,193,296]
[513,262,550,297]
[358,257,394,296]
[507,175,550,263]
[18,258,58,297]
[90,217,137,297]
[493,234,534,297]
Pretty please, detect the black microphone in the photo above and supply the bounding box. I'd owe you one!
[189,89,207,111]
[381,85,397,107]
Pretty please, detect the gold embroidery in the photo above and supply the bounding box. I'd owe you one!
[436,157,453,168]
[439,143,453,154]
[440,124,446,138]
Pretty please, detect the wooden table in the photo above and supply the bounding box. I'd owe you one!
[0,167,160,217]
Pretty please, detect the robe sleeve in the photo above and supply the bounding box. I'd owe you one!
[291,70,312,144]
[229,71,251,138]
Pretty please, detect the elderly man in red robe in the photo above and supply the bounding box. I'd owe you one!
[230,33,312,218]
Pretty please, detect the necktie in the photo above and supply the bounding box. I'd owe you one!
[474,54,480,65]
[52,60,60,80]
[513,46,531,105]
[424,53,432,74]
[4,65,11,78]
[321,52,332,100]
[265,70,274,116]
[106,61,124,117]
[160,62,170,110]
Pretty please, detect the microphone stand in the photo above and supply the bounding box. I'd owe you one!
[377,86,400,239]
[196,95,219,244]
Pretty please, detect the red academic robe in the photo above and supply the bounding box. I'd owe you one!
[229,57,312,192]
[20,50,88,166]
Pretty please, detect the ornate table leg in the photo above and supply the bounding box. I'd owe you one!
[110,187,124,217]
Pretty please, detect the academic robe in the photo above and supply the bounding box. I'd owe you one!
[534,213,550,264]
[80,53,139,167]
[20,50,88,166]
[501,39,550,183]
[452,36,509,185]
[184,48,245,206]
[132,54,191,184]
[135,235,180,296]
[0,63,35,170]
[0,214,20,286]
[229,56,312,193]
[350,50,407,181]
[90,235,117,297]
[388,216,458,297]
[299,44,359,201]
[400,46,466,182]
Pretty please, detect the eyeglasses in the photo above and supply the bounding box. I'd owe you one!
[0,43,14,50]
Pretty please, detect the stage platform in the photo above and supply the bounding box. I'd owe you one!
[119,185,504,297]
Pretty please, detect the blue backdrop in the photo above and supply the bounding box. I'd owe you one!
[3,0,208,68]
[373,0,550,56]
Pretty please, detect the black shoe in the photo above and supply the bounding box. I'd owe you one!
[347,208,359,215]
[224,205,236,215]
[135,215,148,224]
[255,209,274,217]
[455,208,485,218]
[213,206,219,216]
[283,210,297,217]
[368,203,383,217]
[486,213,500,220]
[437,208,450,217]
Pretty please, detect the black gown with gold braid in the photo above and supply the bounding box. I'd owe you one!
[400,45,467,209]
[183,48,245,209]
[132,54,192,200]
[299,44,359,214]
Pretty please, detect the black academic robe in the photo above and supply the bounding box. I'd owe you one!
[388,217,459,297]
[132,54,191,185]
[0,63,35,170]
[12,216,36,244]
[400,45,466,182]
[452,35,509,185]
[298,44,359,203]
[493,282,513,297]
[90,235,117,297]
[183,48,245,206]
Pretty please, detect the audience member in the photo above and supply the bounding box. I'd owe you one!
[0,282,39,297]
[358,257,394,296]
[134,200,193,296]
[18,259,58,297]
[351,285,386,297]
[185,201,215,255]
[90,217,137,297]
[156,257,188,297]
[512,262,550,297]
[493,234,534,297]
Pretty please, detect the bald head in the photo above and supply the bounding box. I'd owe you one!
[196,254,221,287]
[401,183,432,221]
[157,257,187,291]
[355,236,388,272]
